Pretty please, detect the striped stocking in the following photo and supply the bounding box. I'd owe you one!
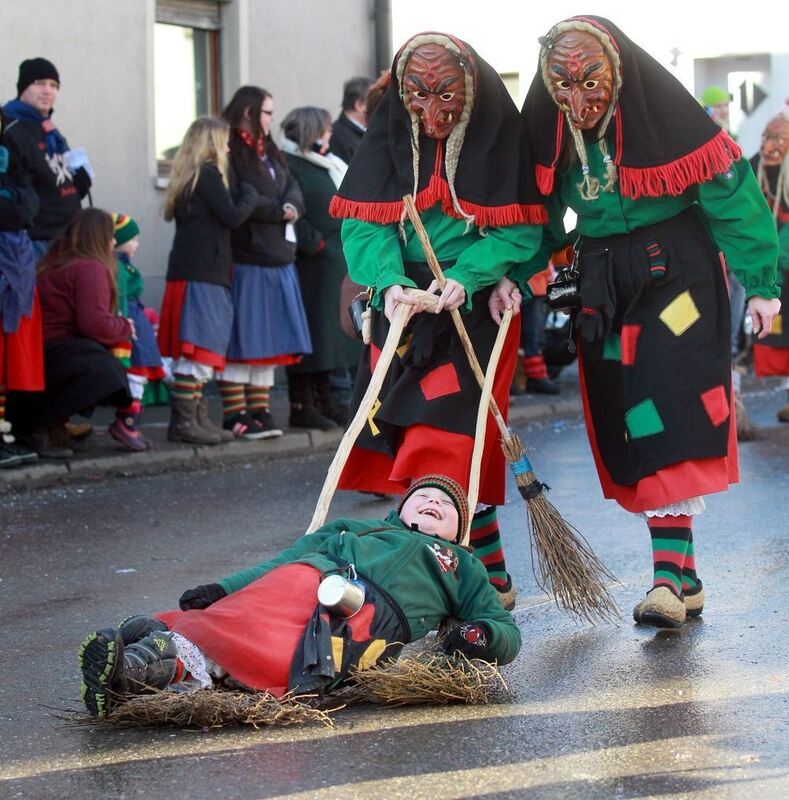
[246,385,271,412]
[681,531,701,593]
[217,381,246,419]
[469,506,509,590]
[173,374,198,402]
[647,515,693,597]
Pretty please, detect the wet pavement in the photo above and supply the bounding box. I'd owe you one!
[0,383,787,799]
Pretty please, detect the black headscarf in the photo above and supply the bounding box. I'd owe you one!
[523,15,742,200]
[330,32,546,227]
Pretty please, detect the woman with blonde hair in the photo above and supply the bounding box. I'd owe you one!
[158,116,258,445]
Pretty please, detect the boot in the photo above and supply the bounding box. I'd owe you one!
[117,614,169,645]
[313,372,347,427]
[684,585,705,618]
[288,372,336,431]
[121,630,180,692]
[196,393,234,441]
[167,396,221,445]
[734,395,756,440]
[108,404,152,452]
[778,402,789,423]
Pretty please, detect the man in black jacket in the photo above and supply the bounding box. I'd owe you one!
[3,58,92,259]
[330,76,372,166]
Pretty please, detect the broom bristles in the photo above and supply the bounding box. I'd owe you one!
[65,653,507,729]
[501,430,621,624]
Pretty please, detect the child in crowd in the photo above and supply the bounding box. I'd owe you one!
[158,116,258,445]
[78,474,521,717]
[14,208,138,455]
[107,213,165,451]
[0,108,43,467]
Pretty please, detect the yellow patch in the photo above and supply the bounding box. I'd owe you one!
[368,398,382,436]
[357,639,388,671]
[659,290,700,336]
[331,635,344,674]
[396,334,413,360]
[772,314,783,336]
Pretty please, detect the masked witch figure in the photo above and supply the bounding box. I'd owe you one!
[751,112,789,421]
[329,33,548,609]
[510,16,780,628]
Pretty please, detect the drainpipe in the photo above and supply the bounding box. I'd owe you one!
[373,0,392,74]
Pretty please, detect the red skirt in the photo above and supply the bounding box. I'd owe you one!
[156,564,321,696]
[578,353,738,513]
[339,320,518,505]
[0,291,44,391]
[753,343,789,377]
[157,280,227,369]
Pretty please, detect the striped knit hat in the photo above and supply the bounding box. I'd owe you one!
[111,213,140,246]
[398,474,469,543]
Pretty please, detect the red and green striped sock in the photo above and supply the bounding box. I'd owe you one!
[218,381,246,419]
[173,374,198,402]
[681,532,701,592]
[647,515,693,598]
[469,506,508,589]
[246,385,271,412]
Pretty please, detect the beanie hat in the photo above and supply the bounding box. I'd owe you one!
[398,474,469,543]
[112,213,140,246]
[700,85,729,107]
[17,58,60,97]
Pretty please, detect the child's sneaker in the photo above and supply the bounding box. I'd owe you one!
[108,415,151,452]
[251,409,283,439]
[223,409,272,440]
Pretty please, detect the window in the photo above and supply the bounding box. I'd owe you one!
[154,0,221,174]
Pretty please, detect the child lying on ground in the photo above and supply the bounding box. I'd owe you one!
[79,474,521,717]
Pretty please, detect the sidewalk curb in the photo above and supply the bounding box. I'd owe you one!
[0,396,582,493]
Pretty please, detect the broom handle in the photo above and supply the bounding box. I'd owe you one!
[402,195,510,438]
[465,305,513,544]
[307,288,438,533]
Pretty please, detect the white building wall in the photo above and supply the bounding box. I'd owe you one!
[0,0,376,306]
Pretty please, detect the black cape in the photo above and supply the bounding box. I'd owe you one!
[330,32,546,227]
[523,15,742,200]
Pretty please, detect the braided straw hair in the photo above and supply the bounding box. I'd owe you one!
[395,34,476,230]
[539,20,623,201]
[756,111,789,223]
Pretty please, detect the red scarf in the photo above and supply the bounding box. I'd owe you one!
[235,128,265,157]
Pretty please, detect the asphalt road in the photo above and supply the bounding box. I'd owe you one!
[1,385,787,799]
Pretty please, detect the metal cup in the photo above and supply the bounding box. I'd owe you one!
[317,574,367,618]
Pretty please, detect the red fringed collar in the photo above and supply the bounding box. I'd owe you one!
[330,175,547,227]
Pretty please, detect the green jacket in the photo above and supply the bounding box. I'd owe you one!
[513,145,779,300]
[219,511,521,664]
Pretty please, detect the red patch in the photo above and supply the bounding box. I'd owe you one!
[700,385,729,427]
[370,342,382,372]
[620,324,641,366]
[419,362,461,401]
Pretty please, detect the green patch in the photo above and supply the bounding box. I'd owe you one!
[625,398,665,439]
[602,333,622,361]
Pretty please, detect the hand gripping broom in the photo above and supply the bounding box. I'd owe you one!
[402,194,619,623]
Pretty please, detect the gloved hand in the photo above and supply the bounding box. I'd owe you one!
[72,166,92,197]
[178,582,227,610]
[440,621,493,658]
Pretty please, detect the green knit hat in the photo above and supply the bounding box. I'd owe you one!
[398,474,469,543]
[700,85,729,106]
[111,212,140,246]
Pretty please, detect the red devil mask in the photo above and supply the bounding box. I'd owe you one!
[545,30,614,131]
[402,43,467,139]
[761,115,789,166]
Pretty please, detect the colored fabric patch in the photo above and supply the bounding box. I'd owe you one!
[369,342,381,372]
[773,314,783,336]
[602,333,621,361]
[659,290,700,336]
[620,324,642,366]
[419,362,461,401]
[367,397,382,436]
[700,385,729,427]
[625,398,665,439]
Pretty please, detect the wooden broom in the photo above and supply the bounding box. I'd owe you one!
[402,194,619,623]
